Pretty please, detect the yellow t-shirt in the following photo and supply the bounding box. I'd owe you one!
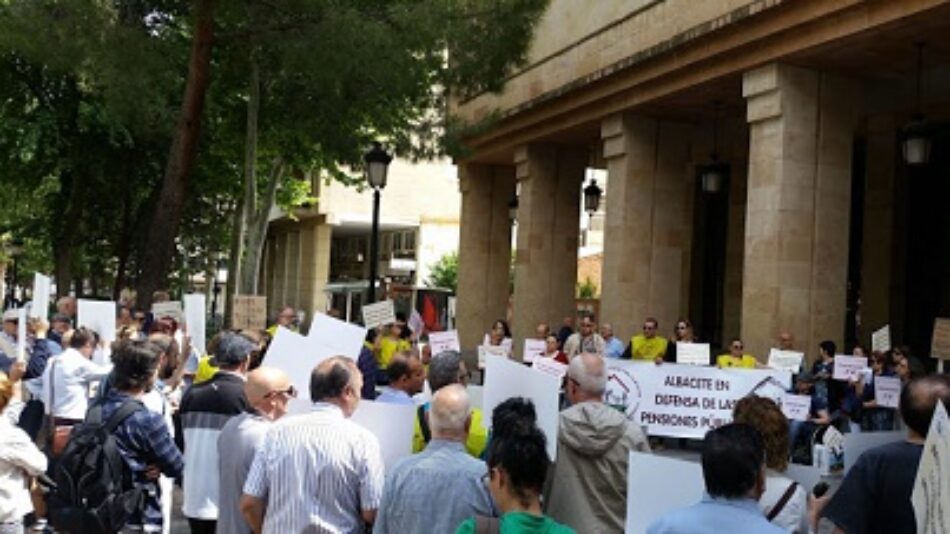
[630,335,668,361]
[193,355,219,385]
[716,354,757,369]
[378,337,410,369]
[412,405,488,458]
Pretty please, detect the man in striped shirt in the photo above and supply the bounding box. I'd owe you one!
[240,356,384,533]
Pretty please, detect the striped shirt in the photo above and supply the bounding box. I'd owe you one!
[243,403,385,533]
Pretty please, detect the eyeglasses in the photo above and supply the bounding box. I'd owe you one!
[732,344,743,350]
[643,325,656,331]
[677,325,688,331]
[266,385,298,399]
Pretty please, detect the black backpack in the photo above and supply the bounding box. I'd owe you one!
[48,400,146,534]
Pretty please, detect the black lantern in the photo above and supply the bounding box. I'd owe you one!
[583,179,602,216]
[699,101,729,193]
[902,43,931,166]
[364,142,392,303]
[508,194,518,223]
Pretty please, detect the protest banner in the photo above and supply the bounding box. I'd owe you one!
[625,451,703,534]
[932,318,950,360]
[780,393,811,422]
[532,356,568,380]
[428,330,461,354]
[306,313,366,361]
[912,402,949,534]
[407,309,424,335]
[77,299,117,345]
[605,360,791,439]
[871,324,892,353]
[362,300,396,329]
[483,354,560,459]
[183,294,206,356]
[478,345,508,369]
[874,375,901,408]
[767,349,804,373]
[675,342,710,366]
[522,338,546,364]
[29,273,51,320]
[351,400,416,472]
[232,295,267,331]
[833,355,868,381]
[152,301,184,323]
[16,308,26,362]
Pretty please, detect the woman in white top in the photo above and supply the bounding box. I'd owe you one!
[733,396,809,533]
[0,370,48,532]
[41,328,111,423]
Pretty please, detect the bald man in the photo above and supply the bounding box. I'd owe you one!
[376,384,494,533]
[216,367,295,534]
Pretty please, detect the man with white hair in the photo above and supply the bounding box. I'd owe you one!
[376,384,494,533]
[544,352,651,533]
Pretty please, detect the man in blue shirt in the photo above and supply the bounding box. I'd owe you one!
[375,384,494,533]
[376,351,425,406]
[600,323,625,359]
[648,423,784,534]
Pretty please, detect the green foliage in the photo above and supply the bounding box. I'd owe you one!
[426,252,459,292]
[577,276,597,299]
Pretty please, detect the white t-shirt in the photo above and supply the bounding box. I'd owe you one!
[760,470,808,533]
[41,348,111,420]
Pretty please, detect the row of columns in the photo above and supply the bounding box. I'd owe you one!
[457,62,859,360]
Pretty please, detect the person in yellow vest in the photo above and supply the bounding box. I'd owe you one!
[378,322,410,371]
[265,305,299,338]
[623,317,668,363]
[717,338,760,369]
[412,350,488,458]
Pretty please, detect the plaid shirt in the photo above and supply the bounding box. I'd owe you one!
[99,389,184,527]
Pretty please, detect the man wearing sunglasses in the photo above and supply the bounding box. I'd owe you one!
[623,317,668,363]
[217,367,295,534]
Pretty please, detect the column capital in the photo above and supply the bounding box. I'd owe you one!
[601,113,656,160]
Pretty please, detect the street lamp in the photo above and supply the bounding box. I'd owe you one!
[902,43,931,166]
[699,101,729,193]
[364,142,392,304]
[583,178,602,216]
[508,194,519,223]
[5,238,24,308]
[212,258,227,325]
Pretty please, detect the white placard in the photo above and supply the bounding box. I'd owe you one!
[77,299,117,345]
[483,354,560,460]
[307,313,367,361]
[912,402,950,533]
[605,360,791,439]
[478,345,508,369]
[780,393,811,422]
[183,294,206,356]
[532,357,568,380]
[833,355,868,381]
[874,375,901,408]
[871,324,892,353]
[351,400,415,472]
[523,339,546,364]
[362,300,396,329]
[16,308,27,362]
[30,273,51,320]
[428,330,461,355]
[152,301,184,323]
[767,349,805,373]
[675,342,710,366]
[625,451,704,534]
[407,309,424,334]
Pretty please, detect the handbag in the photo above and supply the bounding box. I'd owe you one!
[45,358,73,457]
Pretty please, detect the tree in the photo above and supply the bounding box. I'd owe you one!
[426,252,459,292]
[577,277,598,299]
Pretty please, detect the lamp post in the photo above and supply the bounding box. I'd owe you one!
[583,178,602,216]
[5,238,24,308]
[364,142,393,304]
[699,101,729,193]
[902,42,931,166]
[212,258,227,327]
[508,194,519,223]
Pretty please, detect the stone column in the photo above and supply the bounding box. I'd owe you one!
[600,115,694,343]
[741,64,858,360]
[456,163,515,350]
[510,144,585,356]
[298,218,332,322]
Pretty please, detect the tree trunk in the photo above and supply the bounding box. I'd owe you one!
[136,0,215,310]
[112,187,134,300]
[52,171,85,298]
[239,158,282,294]
[223,199,243,328]
[234,53,260,295]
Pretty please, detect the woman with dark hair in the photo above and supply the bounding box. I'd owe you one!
[456,398,574,533]
[857,351,897,431]
[896,355,926,385]
[486,319,512,347]
[662,318,697,364]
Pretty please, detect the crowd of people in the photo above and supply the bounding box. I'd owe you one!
[0,295,947,533]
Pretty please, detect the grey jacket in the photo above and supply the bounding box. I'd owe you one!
[544,401,651,533]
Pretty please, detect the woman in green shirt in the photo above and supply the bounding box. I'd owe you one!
[456,398,575,534]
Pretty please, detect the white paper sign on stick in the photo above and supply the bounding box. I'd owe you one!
[77,299,117,345]
[152,301,184,323]
[874,376,901,408]
[362,300,396,329]
[16,308,27,362]
[183,294,206,356]
[912,402,950,533]
[483,354,560,460]
[780,393,811,422]
[932,318,950,360]
[428,330,461,355]
[833,355,868,381]
[30,273,51,320]
[306,313,366,361]
[351,400,415,472]
[625,451,704,534]
[407,309,424,334]
[871,325,892,353]
[478,345,508,369]
[268,326,338,415]
[523,339,546,364]
[768,349,805,373]
[676,342,710,366]
[532,357,568,380]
